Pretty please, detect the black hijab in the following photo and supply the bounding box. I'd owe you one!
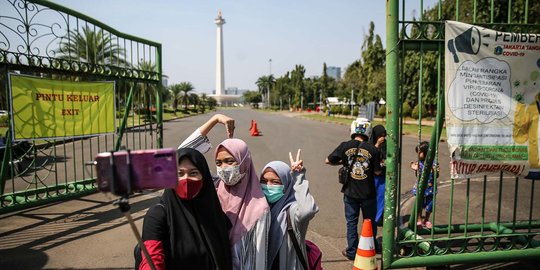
[161,148,232,270]
[371,125,387,158]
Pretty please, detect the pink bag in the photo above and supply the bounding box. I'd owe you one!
[286,209,323,270]
[305,240,323,270]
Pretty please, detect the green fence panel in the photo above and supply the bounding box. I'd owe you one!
[0,0,163,214]
[384,0,540,269]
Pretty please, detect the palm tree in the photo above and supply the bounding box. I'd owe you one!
[136,60,157,91]
[57,26,126,65]
[133,60,159,116]
[56,26,129,99]
[178,82,195,110]
[137,60,157,73]
[189,93,200,111]
[168,84,183,115]
[256,75,275,108]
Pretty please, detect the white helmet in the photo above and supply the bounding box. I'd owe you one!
[350,117,372,140]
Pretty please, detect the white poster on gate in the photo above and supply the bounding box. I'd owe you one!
[445,21,540,179]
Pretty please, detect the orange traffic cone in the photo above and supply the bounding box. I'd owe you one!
[352,219,377,270]
[250,120,261,136]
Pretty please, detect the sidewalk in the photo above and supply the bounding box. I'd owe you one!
[280,110,438,127]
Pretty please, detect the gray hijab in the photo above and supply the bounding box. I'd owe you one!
[262,161,297,268]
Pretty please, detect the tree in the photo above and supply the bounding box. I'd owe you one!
[320,63,339,101]
[342,60,364,102]
[207,97,218,110]
[168,84,183,115]
[56,26,130,105]
[321,63,330,101]
[273,75,290,110]
[304,77,319,109]
[395,1,540,116]
[200,93,208,113]
[423,0,539,27]
[178,82,195,109]
[189,93,200,110]
[255,75,275,107]
[360,22,386,103]
[136,60,159,112]
[161,85,172,104]
[57,26,126,65]
[291,65,306,109]
[243,90,263,108]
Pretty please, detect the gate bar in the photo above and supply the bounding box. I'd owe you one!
[390,248,540,269]
[382,0,400,268]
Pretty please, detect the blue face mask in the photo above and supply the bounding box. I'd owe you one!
[261,184,284,204]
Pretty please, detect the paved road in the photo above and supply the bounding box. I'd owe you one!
[0,108,538,269]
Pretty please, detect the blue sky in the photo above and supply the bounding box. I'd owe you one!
[50,0,437,93]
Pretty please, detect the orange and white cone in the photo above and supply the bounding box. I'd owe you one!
[352,218,377,270]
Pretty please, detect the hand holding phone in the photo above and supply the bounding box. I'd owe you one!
[95,148,178,196]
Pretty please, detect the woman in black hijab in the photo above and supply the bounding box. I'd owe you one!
[370,125,387,225]
[138,148,232,270]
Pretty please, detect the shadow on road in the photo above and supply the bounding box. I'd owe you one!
[0,246,48,270]
[0,192,159,269]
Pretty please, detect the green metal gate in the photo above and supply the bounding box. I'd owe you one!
[383,0,540,268]
[0,0,163,214]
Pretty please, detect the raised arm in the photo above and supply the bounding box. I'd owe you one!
[199,114,235,137]
[178,114,235,153]
[289,150,319,224]
[291,169,319,224]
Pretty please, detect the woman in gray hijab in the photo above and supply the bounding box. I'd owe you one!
[259,150,319,270]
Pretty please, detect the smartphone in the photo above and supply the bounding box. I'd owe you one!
[95,148,178,195]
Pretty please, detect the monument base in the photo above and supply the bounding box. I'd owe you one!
[209,94,243,106]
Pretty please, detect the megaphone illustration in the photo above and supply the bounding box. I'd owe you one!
[447,26,481,63]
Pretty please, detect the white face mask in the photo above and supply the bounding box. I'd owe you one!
[217,165,245,186]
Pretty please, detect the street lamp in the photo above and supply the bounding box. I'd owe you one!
[268,59,272,108]
[351,88,354,117]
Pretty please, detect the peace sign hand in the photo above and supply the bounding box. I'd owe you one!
[289,149,304,172]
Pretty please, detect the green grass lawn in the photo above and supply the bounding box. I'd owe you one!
[302,114,447,140]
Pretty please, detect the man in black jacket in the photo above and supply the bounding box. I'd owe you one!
[325,118,381,260]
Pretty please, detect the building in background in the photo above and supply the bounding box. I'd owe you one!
[224,87,249,96]
[161,74,169,88]
[326,66,341,81]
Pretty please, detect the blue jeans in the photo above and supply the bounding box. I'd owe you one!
[374,175,386,223]
[344,194,378,258]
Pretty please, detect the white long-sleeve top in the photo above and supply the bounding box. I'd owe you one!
[179,129,270,270]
